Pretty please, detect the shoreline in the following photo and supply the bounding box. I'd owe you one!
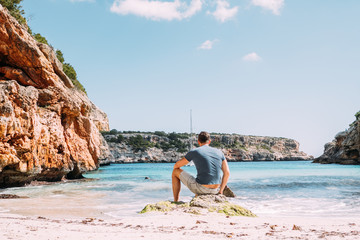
[102,159,314,165]
[2,161,316,189]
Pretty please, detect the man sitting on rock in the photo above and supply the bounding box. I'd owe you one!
[172,131,230,202]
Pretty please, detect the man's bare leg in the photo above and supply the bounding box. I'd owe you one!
[172,168,183,202]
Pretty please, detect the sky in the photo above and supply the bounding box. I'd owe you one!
[22,0,360,157]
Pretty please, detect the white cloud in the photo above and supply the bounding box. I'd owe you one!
[243,52,262,62]
[110,0,203,21]
[251,0,284,15]
[198,39,218,50]
[209,0,238,22]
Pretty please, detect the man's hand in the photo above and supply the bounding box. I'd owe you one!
[219,159,230,194]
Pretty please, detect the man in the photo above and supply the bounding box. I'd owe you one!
[172,131,230,202]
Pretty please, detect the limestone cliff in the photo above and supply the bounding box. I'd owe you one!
[0,5,112,187]
[103,132,313,163]
[314,117,360,165]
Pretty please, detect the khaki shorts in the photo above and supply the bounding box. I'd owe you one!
[179,170,220,195]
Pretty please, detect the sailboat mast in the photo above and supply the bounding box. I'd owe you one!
[190,109,193,150]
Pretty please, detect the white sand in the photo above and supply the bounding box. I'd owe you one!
[0,210,359,240]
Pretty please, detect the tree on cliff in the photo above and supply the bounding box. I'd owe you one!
[33,33,48,45]
[56,50,65,63]
[0,0,27,26]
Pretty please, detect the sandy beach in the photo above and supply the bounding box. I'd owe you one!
[0,164,359,240]
[1,1,360,239]
[0,209,359,240]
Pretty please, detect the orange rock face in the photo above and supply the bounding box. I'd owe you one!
[0,6,111,187]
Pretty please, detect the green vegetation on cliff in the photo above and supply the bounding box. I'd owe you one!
[210,139,248,151]
[102,130,190,153]
[0,0,86,94]
[0,0,26,26]
[57,50,87,94]
[103,130,279,154]
[349,110,360,127]
[33,33,48,45]
[355,111,360,120]
[127,135,155,152]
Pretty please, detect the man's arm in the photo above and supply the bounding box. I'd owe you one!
[219,159,230,194]
[174,157,189,169]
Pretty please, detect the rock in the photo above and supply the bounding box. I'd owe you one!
[140,195,256,217]
[223,185,236,198]
[0,66,38,86]
[0,5,58,88]
[0,194,28,199]
[0,6,113,187]
[36,42,74,88]
[190,194,227,208]
[98,135,114,166]
[140,201,176,213]
[314,119,360,165]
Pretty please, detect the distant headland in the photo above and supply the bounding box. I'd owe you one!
[101,130,313,164]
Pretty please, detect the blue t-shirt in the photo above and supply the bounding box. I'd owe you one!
[184,145,226,185]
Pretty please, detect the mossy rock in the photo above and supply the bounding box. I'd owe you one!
[140,196,256,217]
[211,202,257,217]
[140,201,189,214]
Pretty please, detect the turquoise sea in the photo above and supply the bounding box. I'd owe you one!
[2,161,360,218]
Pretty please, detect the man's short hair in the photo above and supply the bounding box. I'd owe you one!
[198,131,210,143]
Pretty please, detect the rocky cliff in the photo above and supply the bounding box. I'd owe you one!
[103,132,313,163]
[314,117,360,165]
[0,5,112,187]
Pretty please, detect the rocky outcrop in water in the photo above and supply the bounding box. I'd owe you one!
[103,132,313,163]
[214,135,312,162]
[314,117,360,165]
[0,5,111,187]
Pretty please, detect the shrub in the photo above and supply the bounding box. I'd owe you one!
[355,111,360,120]
[170,139,188,153]
[210,141,222,148]
[33,33,49,45]
[116,134,124,143]
[168,132,190,140]
[159,141,171,152]
[128,135,154,152]
[63,63,87,94]
[56,50,65,64]
[0,0,27,26]
[109,129,118,135]
[100,131,109,136]
[168,132,179,141]
[123,131,141,134]
[154,131,167,137]
[63,63,77,80]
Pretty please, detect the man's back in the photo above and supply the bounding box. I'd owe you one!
[185,145,225,185]
[172,131,230,202]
